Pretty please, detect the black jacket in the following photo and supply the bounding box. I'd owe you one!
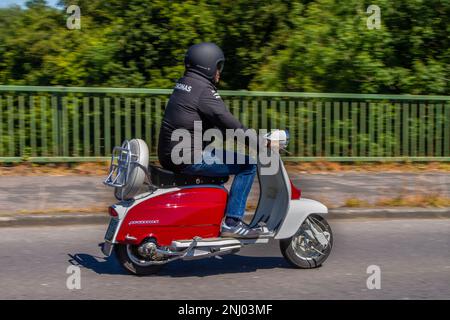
[158,71,245,172]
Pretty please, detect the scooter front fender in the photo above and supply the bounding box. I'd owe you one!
[274,198,328,239]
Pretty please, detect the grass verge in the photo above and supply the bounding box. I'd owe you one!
[0,206,107,216]
[0,161,449,176]
[343,194,450,208]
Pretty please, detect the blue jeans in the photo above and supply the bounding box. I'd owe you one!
[181,150,257,219]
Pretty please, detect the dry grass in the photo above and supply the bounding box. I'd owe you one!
[0,206,108,216]
[341,194,450,208]
[285,161,450,173]
[374,194,450,208]
[0,162,110,176]
[344,198,370,208]
[2,196,448,216]
[1,161,449,176]
[247,194,450,210]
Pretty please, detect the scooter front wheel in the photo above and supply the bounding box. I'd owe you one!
[114,243,165,276]
[280,214,333,269]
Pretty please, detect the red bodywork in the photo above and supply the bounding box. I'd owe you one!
[290,180,301,200]
[116,187,228,246]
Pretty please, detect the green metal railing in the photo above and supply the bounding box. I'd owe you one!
[0,85,449,162]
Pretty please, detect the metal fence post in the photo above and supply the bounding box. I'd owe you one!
[0,86,448,162]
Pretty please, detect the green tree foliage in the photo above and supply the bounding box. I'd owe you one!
[251,0,450,94]
[0,0,448,94]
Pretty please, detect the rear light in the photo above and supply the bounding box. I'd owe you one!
[290,180,301,200]
[108,206,118,217]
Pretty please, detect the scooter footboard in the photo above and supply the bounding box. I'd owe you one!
[274,198,328,239]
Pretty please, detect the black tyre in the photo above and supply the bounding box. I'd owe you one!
[280,214,333,269]
[114,243,164,276]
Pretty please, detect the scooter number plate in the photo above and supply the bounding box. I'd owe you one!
[104,218,119,242]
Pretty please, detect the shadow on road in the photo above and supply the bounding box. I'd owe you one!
[162,255,291,277]
[68,252,125,275]
[68,251,292,277]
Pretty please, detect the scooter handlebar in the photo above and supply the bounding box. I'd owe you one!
[264,129,289,149]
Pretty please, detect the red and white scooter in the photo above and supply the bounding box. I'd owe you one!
[102,131,333,275]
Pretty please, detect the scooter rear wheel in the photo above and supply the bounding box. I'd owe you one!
[114,243,165,276]
[280,214,333,269]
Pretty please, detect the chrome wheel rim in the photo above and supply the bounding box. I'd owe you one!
[291,215,331,261]
[126,244,155,267]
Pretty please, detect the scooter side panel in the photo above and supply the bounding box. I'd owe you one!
[274,198,328,239]
[115,187,228,246]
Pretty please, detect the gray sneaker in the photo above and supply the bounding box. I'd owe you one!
[221,220,260,239]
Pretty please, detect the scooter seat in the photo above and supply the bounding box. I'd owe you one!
[149,165,229,188]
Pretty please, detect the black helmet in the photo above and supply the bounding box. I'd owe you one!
[184,42,225,81]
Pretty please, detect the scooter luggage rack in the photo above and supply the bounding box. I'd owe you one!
[103,140,152,189]
[104,140,133,188]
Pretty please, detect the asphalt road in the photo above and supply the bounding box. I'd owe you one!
[0,218,449,300]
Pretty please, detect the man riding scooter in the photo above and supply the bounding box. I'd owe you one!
[158,42,261,239]
[102,42,332,274]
